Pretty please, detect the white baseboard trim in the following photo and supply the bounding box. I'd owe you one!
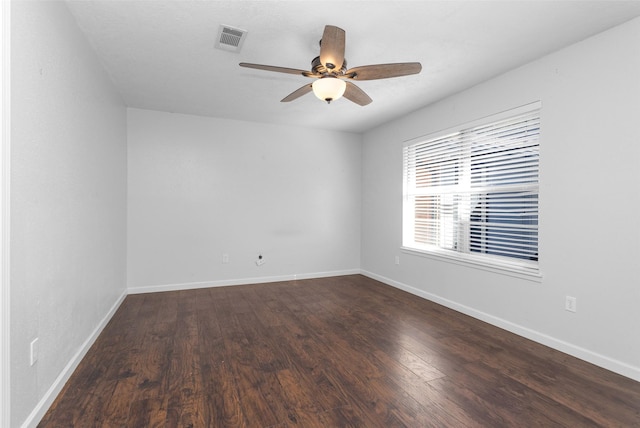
[21,288,128,428]
[127,268,361,295]
[361,270,640,383]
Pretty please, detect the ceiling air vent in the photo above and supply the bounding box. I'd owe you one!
[215,25,247,52]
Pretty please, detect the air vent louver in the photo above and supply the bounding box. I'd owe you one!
[215,25,247,52]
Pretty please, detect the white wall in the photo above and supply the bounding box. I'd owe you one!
[10,1,127,426]
[1,1,10,426]
[362,17,640,381]
[127,109,361,291]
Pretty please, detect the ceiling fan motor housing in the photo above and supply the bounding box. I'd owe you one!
[311,56,347,76]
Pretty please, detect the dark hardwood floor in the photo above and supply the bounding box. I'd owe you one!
[39,275,640,427]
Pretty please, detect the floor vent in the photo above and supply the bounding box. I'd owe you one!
[215,25,247,52]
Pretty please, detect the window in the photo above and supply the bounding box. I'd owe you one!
[402,103,540,276]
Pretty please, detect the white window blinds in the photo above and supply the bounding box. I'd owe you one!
[403,104,540,275]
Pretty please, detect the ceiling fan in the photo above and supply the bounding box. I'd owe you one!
[239,25,422,106]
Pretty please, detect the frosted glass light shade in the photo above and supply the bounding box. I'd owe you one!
[312,76,347,103]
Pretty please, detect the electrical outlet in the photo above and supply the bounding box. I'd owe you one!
[395,256,400,265]
[30,338,39,366]
[222,253,229,264]
[565,296,577,313]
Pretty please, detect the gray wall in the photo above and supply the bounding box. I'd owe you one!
[10,2,127,425]
[127,108,362,291]
[361,17,640,381]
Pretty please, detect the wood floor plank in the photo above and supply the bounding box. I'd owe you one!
[210,292,280,427]
[39,275,640,427]
[292,287,478,426]
[195,288,248,427]
[101,294,163,427]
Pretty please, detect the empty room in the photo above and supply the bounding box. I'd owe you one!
[3,1,640,427]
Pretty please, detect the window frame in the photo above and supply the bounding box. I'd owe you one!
[402,102,542,280]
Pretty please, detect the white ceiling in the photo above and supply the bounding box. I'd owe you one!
[65,1,640,133]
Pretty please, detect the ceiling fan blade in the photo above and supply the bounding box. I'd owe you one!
[345,62,422,80]
[240,62,314,77]
[319,25,345,71]
[343,82,372,106]
[281,84,313,102]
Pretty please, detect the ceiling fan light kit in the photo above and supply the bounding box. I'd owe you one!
[312,76,346,103]
[240,25,421,106]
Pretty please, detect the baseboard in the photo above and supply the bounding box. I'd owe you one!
[361,270,640,383]
[127,268,362,295]
[20,288,128,428]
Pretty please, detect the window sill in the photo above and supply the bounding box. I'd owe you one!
[400,246,543,283]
